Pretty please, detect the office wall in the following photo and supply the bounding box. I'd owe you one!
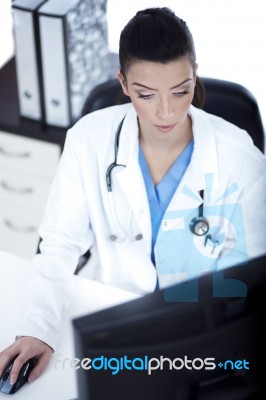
[107,0,266,132]
[1,0,265,132]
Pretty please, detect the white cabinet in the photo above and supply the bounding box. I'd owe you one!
[0,131,61,259]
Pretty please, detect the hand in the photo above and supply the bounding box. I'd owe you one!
[0,336,53,384]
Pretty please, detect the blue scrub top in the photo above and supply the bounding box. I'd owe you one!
[139,140,194,265]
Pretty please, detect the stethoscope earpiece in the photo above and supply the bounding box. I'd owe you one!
[109,233,143,243]
[109,234,118,242]
[135,234,143,241]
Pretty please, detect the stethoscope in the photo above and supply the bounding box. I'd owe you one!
[189,190,209,236]
[189,190,220,252]
[106,118,213,245]
[106,117,143,243]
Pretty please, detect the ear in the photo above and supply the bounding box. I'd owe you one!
[117,71,130,97]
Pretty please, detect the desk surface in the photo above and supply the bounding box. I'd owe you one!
[0,250,140,399]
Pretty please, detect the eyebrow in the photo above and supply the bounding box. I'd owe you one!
[132,78,192,91]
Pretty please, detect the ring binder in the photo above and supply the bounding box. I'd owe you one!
[38,0,110,127]
[12,0,48,121]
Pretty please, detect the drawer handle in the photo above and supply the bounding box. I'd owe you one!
[4,219,36,233]
[0,146,31,158]
[1,180,34,194]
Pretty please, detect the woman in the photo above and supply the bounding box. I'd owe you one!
[1,7,266,385]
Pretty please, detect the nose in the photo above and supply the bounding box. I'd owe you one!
[156,96,174,120]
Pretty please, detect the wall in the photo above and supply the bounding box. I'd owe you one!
[1,0,265,133]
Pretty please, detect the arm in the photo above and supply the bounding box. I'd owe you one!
[0,125,94,381]
[241,169,266,258]
[217,157,266,270]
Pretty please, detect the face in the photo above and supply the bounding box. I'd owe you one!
[118,57,197,142]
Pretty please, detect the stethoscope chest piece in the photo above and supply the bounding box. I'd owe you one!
[190,216,209,236]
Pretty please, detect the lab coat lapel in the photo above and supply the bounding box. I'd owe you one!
[109,104,220,248]
[113,106,152,248]
[154,106,221,287]
[166,105,220,212]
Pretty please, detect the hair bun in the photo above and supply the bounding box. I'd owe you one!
[136,8,175,18]
[136,9,155,17]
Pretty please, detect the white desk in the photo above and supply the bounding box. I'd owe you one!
[0,251,140,399]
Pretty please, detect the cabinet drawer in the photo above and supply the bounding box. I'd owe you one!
[0,169,52,211]
[0,203,42,260]
[0,131,60,178]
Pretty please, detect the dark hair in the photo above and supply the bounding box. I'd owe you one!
[119,7,205,108]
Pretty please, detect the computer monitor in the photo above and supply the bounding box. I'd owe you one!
[72,254,266,400]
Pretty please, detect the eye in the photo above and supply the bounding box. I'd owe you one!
[137,94,154,100]
[174,91,189,98]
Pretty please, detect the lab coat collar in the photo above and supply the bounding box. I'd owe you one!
[116,104,139,166]
[116,103,219,190]
[112,104,220,241]
[114,105,152,248]
[167,105,220,211]
[188,105,219,190]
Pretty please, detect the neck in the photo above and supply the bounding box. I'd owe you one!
[139,115,193,186]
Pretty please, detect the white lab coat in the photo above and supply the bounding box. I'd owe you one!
[17,103,266,350]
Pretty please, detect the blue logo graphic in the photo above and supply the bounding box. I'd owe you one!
[157,174,248,302]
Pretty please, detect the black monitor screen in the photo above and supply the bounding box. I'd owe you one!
[72,254,266,400]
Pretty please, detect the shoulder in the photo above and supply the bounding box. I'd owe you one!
[78,102,132,127]
[66,103,133,147]
[190,105,265,168]
[190,105,254,148]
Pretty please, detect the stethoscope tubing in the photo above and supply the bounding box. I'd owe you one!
[106,117,126,192]
[107,191,133,242]
[106,116,210,242]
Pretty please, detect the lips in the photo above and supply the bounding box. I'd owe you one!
[154,124,176,133]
